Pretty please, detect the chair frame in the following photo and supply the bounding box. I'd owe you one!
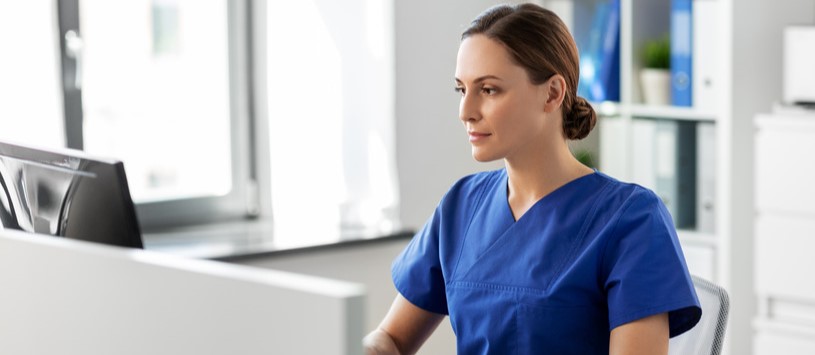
[690,275,730,355]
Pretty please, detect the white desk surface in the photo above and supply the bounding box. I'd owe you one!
[142,217,413,260]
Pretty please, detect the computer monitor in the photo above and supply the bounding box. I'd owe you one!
[0,140,143,248]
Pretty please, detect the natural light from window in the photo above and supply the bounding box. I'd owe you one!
[80,0,232,203]
[0,2,65,149]
[267,0,399,243]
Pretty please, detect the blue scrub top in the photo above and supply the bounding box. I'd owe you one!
[392,169,701,354]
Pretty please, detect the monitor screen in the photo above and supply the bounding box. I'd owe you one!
[0,141,143,248]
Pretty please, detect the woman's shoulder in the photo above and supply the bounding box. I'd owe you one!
[592,171,664,211]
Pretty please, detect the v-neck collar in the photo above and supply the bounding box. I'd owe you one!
[501,168,599,223]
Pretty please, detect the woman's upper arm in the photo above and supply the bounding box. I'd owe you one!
[609,312,669,355]
[377,293,446,355]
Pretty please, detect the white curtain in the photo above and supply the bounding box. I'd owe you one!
[266,0,399,241]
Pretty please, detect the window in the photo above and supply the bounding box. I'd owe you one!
[0,2,65,148]
[81,0,233,203]
[4,0,399,237]
[57,0,253,228]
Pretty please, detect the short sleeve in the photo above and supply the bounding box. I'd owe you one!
[603,189,702,337]
[391,206,449,315]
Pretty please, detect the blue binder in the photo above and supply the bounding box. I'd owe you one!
[671,0,693,106]
[596,0,620,102]
[577,0,620,102]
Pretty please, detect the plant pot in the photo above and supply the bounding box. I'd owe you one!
[640,68,671,106]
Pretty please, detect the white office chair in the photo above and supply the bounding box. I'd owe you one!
[669,275,730,355]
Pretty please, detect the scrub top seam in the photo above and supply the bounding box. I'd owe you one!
[597,186,647,282]
[608,298,700,332]
[448,170,500,284]
[448,280,552,296]
[544,178,613,291]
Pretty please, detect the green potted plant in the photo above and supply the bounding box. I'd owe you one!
[640,36,671,105]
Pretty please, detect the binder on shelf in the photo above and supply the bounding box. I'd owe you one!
[696,122,716,233]
[654,119,696,229]
[627,118,696,229]
[577,1,606,101]
[692,0,720,112]
[577,0,620,102]
[596,0,620,102]
[671,0,693,107]
[630,118,657,191]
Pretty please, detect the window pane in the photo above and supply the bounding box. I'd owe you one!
[79,0,231,203]
[0,2,65,148]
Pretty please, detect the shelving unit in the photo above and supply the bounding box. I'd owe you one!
[677,229,718,246]
[549,0,725,285]
[629,104,716,122]
[542,0,815,354]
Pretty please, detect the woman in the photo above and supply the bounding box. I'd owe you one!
[364,4,701,354]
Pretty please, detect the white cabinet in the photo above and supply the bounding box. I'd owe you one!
[754,113,815,354]
[755,328,815,355]
[755,116,815,215]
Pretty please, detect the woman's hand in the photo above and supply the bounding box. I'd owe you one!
[363,328,401,355]
[363,294,445,355]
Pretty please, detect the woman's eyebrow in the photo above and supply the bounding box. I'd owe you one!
[455,75,504,84]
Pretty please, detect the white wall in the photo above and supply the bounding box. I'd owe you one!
[394,0,511,229]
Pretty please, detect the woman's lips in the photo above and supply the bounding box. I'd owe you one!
[468,131,491,142]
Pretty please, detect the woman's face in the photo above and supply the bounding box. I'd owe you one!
[455,34,555,163]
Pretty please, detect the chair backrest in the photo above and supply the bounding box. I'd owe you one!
[669,275,730,355]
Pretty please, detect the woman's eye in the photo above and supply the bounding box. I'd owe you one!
[454,87,465,95]
[482,87,497,95]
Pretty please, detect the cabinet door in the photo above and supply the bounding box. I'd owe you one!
[755,215,815,301]
[755,117,815,215]
[756,332,815,355]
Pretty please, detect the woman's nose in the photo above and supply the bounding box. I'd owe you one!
[459,93,480,123]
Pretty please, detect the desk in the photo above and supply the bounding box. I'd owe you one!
[142,217,413,260]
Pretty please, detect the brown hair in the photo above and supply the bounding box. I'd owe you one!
[462,3,596,140]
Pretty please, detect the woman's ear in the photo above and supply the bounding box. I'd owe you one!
[542,75,567,113]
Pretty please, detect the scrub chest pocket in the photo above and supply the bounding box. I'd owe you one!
[447,282,610,355]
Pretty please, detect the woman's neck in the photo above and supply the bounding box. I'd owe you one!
[503,141,593,220]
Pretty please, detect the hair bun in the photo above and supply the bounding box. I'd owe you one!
[564,96,597,140]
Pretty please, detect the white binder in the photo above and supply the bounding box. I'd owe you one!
[692,0,722,112]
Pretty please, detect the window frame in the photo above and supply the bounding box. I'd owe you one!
[56,0,259,231]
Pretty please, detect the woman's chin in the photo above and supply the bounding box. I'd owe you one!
[471,149,501,163]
